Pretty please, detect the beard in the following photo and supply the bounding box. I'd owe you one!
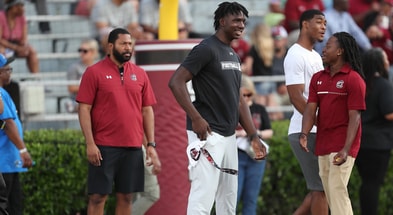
[112,47,132,63]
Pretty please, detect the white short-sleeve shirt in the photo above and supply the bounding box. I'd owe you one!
[284,43,324,135]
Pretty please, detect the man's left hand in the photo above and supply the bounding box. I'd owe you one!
[251,136,267,160]
[146,147,162,175]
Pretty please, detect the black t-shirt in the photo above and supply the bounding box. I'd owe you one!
[181,35,242,136]
[249,46,273,76]
[361,77,393,149]
[249,102,271,131]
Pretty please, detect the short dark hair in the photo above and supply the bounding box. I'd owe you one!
[299,9,324,30]
[213,1,248,31]
[108,28,130,44]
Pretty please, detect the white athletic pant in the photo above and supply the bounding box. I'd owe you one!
[186,130,238,215]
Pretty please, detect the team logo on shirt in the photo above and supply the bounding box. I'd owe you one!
[317,81,322,85]
[106,75,112,79]
[221,61,241,71]
[130,74,137,81]
[336,80,344,89]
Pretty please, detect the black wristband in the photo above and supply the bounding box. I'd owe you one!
[147,142,156,148]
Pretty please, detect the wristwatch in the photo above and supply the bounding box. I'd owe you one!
[147,142,156,148]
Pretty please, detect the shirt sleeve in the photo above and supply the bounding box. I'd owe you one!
[181,42,213,76]
[347,71,366,110]
[284,50,306,86]
[307,72,319,103]
[76,67,97,105]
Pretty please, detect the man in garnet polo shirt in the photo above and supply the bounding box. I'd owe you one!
[300,32,366,215]
[76,28,161,215]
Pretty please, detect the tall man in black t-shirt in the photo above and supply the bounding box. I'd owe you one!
[168,2,267,214]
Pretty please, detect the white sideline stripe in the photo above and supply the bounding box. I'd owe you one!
[26,113,78,122]
[140,64,179,71]
[47,0,77,3]
[20,80,80,86]
[29,33,91,40]
[135,43,197,51]
[38,53,79,59]
[26,15,87,22]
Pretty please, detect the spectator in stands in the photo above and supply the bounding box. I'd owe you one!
[314,0,372,54]
[90,0,145,55]
[236,74,273,215]
[0,0,51,33]
[72,0,97,17]
[271,25,290,120]
[242,23,276,108]
[356,47,393,215]
[178,20,189,40]
[283,0,325,47]
[264,0,285,27]
[348,0,381,28]
[139,0,193,39]
[363,11,393,69]
[66,38,99,113]
[0,0,40,73]
[231,36,250,64]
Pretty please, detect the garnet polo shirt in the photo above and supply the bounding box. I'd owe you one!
[308,64,366,157]
[76,57,157,147]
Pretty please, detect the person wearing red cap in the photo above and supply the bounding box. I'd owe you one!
[0,53,34,215]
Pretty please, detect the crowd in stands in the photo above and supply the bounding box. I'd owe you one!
[1,0,393,121]
[229,0,393,121]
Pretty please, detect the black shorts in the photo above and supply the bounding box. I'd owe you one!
[87,145,144,195]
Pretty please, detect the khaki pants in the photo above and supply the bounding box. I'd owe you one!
[319,153,355,215]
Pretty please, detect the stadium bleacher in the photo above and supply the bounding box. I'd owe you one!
[15,0,273,129]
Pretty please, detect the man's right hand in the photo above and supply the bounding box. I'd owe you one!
[192,117,212,140]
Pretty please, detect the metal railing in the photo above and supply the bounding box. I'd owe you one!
[13,73,293,127]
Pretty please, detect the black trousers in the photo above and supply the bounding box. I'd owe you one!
[2,173,22,215]
[0,174,8,215]
[355,148,392,215]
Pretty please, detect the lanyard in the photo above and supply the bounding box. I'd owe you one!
[201,148,238,175]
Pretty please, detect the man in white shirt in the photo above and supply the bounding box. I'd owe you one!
[284,9,329,215]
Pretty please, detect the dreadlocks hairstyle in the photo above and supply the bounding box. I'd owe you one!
[299,9,324,30]
[362,48,389,95]
[333,32,365,79]
[213,1,248,31]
